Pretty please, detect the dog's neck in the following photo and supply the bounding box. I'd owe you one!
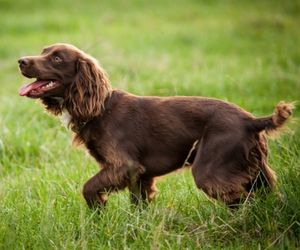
[66,90,125,133]
[60,106,94,133]
[41,91,119,133]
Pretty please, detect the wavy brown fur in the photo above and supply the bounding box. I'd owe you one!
[64,55,111,122]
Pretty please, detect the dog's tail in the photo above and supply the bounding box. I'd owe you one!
[248,101,294,134]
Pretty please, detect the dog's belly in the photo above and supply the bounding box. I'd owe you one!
[140,146,195,177]
[142,158,184,176]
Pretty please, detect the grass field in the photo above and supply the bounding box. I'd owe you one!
[0,0,300,249]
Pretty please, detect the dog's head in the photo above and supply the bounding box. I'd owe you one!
[18,43,111,120]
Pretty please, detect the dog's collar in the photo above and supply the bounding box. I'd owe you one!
[64,90,121,133]
[72,120,90,133]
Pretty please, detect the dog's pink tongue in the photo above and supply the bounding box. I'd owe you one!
[19,80,49,96]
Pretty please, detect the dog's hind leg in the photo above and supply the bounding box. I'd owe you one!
[191,132,255,206]
[244,133,276,193]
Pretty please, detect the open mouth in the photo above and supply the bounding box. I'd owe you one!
[19,79,58,98]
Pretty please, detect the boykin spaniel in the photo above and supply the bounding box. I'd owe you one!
[18,43,293,208]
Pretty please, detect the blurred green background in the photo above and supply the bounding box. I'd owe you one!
[0,0,299,249]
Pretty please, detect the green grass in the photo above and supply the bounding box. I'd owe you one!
[0,0,300,249]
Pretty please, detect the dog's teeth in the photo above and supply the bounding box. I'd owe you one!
[41,81,56,90]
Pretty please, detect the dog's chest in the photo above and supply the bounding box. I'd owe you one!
[59,110,72,128]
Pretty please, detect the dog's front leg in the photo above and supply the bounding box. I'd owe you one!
[82,162,145,209]
[82,167,126,209]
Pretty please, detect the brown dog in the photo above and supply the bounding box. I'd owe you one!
[18,43,293,208]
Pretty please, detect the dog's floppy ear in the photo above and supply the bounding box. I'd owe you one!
[65,56,111,121]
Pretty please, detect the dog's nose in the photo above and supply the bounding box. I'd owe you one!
[18,58,29,67]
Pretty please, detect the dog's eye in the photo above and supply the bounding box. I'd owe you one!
[54,56,62,63]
